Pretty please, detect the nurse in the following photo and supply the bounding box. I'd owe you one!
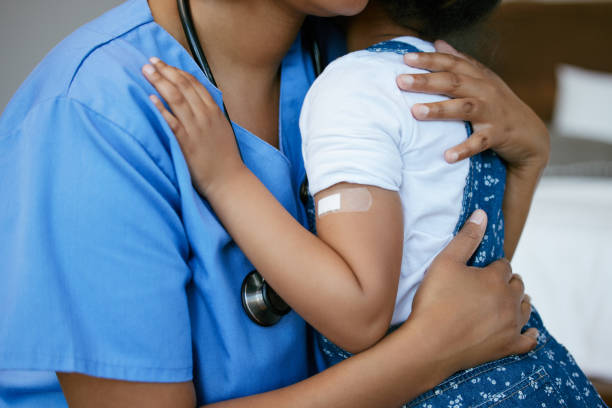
[0,0,549,407]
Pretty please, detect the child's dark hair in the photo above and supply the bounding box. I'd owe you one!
[378,0,501,39]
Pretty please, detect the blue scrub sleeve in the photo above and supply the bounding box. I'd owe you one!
[0,97,193,382]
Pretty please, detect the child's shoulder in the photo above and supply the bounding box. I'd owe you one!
[314,49,405,89]
[305,50,406,107]
[307,38,434,103]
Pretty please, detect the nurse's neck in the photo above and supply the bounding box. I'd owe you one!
[149,0,305,148]
[149,0,302,85]
[345,3,421,53]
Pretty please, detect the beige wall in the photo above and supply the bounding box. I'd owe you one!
[0,0,123,112]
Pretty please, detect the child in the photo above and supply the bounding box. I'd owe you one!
[143,1,608,406]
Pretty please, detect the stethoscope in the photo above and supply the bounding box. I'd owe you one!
[177,0,324,327]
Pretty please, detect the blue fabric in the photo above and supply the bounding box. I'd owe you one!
[404,310,609,408]
[366,40,422,55]
[453,121,506,267]
[0,0,343,405]
[316,40,608,408]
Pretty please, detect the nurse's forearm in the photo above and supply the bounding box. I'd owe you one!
[205,166,396,353]
[502,161,545,260]
[204,319,449,408]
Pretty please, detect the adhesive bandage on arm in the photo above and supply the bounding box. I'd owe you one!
[316,186,373,218]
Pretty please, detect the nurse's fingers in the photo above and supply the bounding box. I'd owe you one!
[397,72,489,99]
[438,210,487,264]
[442,129,495,163]
[149,94,188,141]
[148,58,207,117]
[402,49,488,80]
[433,40,496,79]
[411,98,485,123]
[520,294,533,328]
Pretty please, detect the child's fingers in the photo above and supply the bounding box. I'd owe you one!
[411,98,484,122]
[143,62,198,130]
[148,58,208,117]
[444,129,495,164]
[175,69,217,108]
[149,94,189,144]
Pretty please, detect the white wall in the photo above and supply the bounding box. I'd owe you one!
[0,0,124,112]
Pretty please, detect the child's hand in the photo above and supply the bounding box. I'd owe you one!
[142,58,244,197]
[398,40,550,173]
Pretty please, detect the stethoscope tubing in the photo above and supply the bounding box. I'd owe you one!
[176,0,329,327]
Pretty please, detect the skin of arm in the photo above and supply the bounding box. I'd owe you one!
[58,215,537,408]
[56,314,452,408]
[207,176,404,353]
[397,41,550,259]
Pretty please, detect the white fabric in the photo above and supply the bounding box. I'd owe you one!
[300,37,470,324]
[552,64,612,144]
[512,177,612,381]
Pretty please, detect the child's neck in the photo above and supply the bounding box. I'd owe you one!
[345,3,421,53]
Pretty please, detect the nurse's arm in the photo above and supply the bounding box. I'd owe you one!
[56,373,196,407]
[57,220,537,408]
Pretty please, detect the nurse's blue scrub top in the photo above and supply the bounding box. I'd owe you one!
[0,0,343,405]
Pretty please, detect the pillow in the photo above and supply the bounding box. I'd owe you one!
[552,64,612,144]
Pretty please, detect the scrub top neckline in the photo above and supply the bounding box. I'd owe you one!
[139,0,290,163]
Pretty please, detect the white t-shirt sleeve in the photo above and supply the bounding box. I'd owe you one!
[300,55,411,196]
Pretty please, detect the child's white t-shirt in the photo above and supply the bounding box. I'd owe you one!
[300,36,470,325]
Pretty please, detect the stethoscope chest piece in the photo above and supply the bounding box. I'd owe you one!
[241,271,291,327]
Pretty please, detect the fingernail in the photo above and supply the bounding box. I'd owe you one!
[527,329,539,339]
[404,53,419,61]
[445,150,459,163]
[469,210,485,225]
[402,75,414,87]
[149,94,158,103]
[143,64,155,75]
[414,104,429,117]
[149,57,161,64]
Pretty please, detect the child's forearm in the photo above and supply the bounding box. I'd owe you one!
[205,166,394,352]
[502,162,546,260]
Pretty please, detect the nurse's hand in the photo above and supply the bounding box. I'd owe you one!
[406,209,538,374]
[397,40,550,171]
[398,41,550,259]
[142,58,245,197]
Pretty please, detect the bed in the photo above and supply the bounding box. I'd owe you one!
[450,1,612,400]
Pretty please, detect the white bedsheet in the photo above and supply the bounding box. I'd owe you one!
[512,177,612,380]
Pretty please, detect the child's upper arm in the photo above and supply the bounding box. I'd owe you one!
[300,55,412,343]
[314,183,404,335]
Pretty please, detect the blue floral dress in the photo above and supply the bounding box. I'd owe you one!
[317,40,609,408]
